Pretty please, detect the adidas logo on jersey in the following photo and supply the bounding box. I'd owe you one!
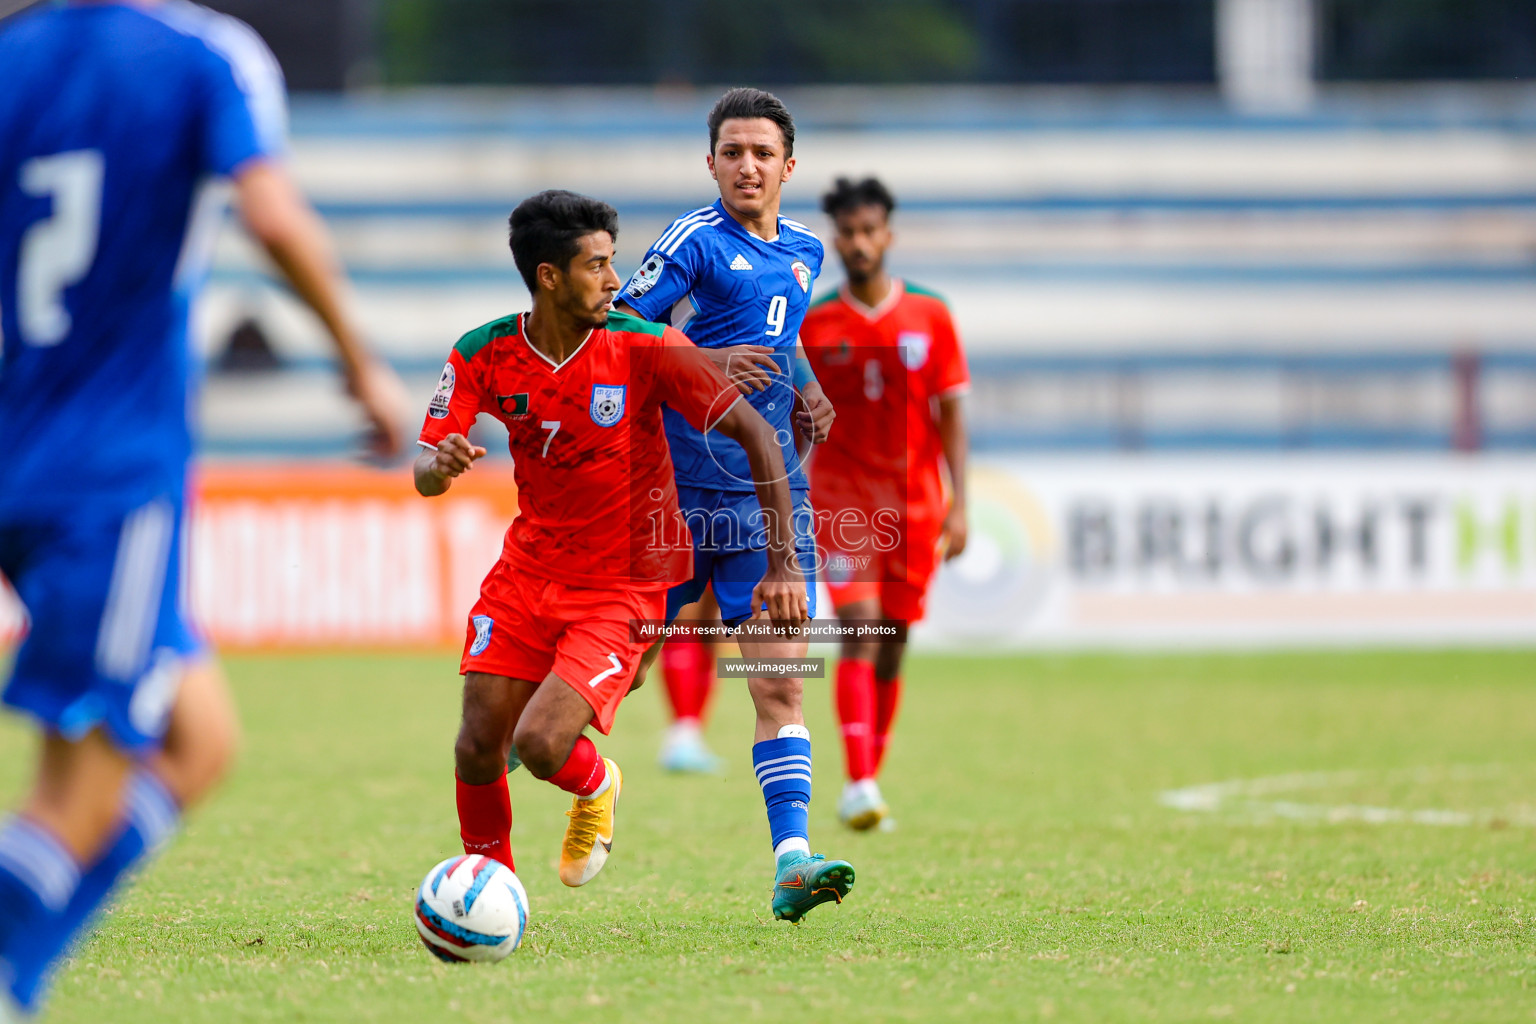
[729,254,753,271]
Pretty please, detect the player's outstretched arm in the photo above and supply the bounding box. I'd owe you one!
[615,300,779,395]
[234,160,408,457]
[414,434,486,497]
[710,403,808,629]
[938,394,969,559]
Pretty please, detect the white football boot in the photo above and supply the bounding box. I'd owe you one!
[838,779,888,832]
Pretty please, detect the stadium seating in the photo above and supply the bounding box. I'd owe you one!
[199,86,1536,455]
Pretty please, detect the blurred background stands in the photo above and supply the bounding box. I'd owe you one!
[22,0,1522,458]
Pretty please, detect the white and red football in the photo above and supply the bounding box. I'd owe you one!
[413,854,528,963]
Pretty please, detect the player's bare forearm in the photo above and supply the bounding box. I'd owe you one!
[938,394,968,508]
[414,451,450,497]
[235,161,406,454]
[713,404,797,574]
[236,162,365,375]
[938,394,969,558]
[414,434,486,497]
[724,404,809,629]
[618,298,774,393]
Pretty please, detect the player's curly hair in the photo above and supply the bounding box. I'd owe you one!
[707,87,796,157]
[508,190,620,293]
[820,177,896,219]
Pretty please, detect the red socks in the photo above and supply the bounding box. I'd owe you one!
[456,739,610,869]
[543,735,608,797]
[873,675,903,776]
[661,636,715,724]
[837,663,904,780]
[455,771,514,870]
[835,657,877,782]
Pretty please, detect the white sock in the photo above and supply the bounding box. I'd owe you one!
[774,837,811,860]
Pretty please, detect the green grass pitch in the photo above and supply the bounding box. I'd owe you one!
[2,649,1534,1022]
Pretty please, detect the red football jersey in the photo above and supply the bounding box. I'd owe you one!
[801,280,969,523]
[418,311,740,590]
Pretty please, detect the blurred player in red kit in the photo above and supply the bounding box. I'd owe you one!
[414,190,804,889]
[800,177,970,831]
[656,587,723,773]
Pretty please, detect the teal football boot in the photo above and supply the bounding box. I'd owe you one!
[771,851,855,923]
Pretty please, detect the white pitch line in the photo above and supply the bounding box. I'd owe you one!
[1159,765,1536,828]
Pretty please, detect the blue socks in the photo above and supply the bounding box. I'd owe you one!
[0,817,82,1012]
[753,726,813,860]
[0,771,180,1012]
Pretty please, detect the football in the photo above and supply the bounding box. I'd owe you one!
[413,855,528,963]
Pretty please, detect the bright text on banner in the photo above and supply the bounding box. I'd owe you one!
[0,464,519,651]
[191,464,518,649]
[9,456,1536,651]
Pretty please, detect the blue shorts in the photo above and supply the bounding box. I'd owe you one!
[0,496,203,754]
[666,486,818,628]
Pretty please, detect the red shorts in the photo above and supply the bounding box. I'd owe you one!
[460,560,664,735]
[818,513,944,624]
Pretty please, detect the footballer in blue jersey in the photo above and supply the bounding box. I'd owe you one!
[620,196,823,497]
[0,2,404,1015]
[619,88,852,924]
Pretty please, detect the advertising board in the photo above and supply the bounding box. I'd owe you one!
[921,456,1536,647]
[3,457,1531,650]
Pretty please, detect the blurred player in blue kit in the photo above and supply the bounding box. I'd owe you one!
[0,2,405,1015]
[618,88,852,923]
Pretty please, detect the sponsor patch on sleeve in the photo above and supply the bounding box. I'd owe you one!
[625,254,666,298]
[428,362,455,419]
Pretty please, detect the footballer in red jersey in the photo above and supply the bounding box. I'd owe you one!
[415,190,804,889]
[800,177,970,832]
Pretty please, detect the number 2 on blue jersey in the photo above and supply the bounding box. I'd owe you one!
[17,149,104,347]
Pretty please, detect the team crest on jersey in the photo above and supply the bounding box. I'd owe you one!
[790,259,812,293]
[590,384,626,427]
[898,331,931,370]
[497,393,530,418]
[428,362,455,419]
[470,615,494,656]
[625,254,666,297]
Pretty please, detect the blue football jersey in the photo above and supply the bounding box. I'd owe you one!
[0,1,286,518]
[621,199,823,494]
